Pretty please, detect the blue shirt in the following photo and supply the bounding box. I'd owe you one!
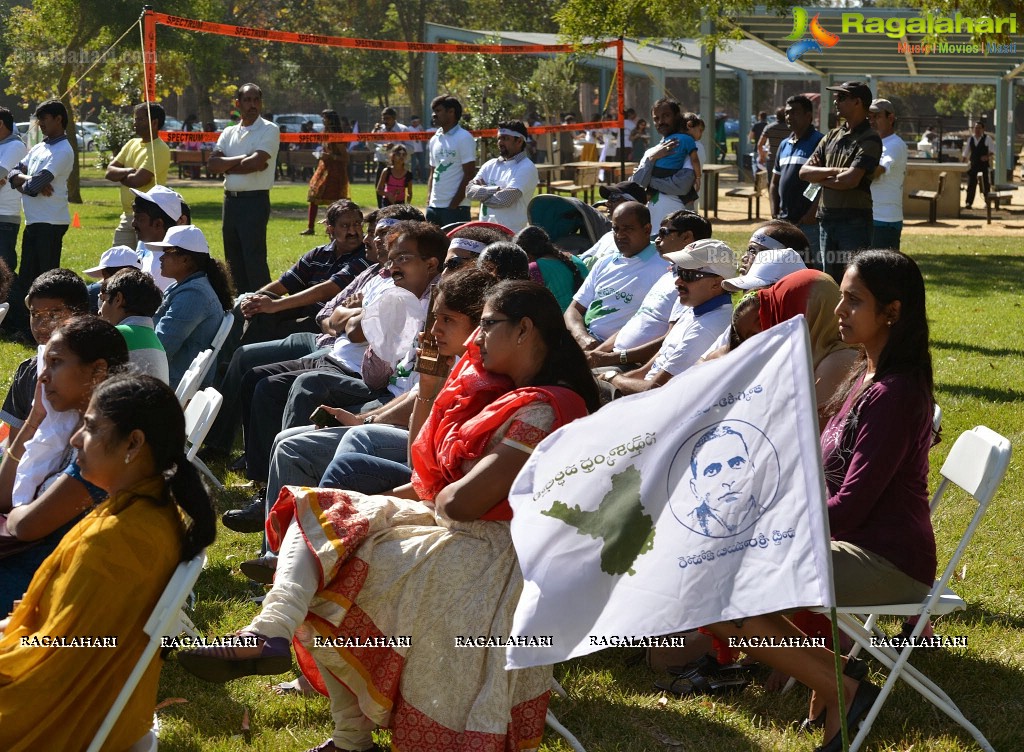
[774,128,824,222]
[653,132,697,172]
[154,271,225,387]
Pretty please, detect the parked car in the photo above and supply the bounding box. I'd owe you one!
[75,121,104,151]
[275,113,325,133]
[164,116,183,131]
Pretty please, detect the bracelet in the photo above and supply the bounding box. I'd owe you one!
[5,449,22,462]
[416,395,435,404]
[362,415,376,425]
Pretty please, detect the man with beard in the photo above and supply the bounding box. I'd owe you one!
[465,120,537,232]
[630,98,701,234]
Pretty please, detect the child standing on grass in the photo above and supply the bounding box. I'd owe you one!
[376,145,413,207]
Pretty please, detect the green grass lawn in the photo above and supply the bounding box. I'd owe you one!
[1,180,1022,751]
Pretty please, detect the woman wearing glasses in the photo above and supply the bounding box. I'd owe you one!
[181,281,600,752]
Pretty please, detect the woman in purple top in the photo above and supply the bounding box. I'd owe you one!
[703,249,936,752]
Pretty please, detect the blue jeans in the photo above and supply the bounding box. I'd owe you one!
[871,220,903,251]
[205,333,321,453]
[819,213,872,283]
[798,222,822,271]
[320,423,411,491]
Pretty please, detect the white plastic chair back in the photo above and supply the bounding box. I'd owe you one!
[210,310,234,352]
[183,387,225,490]
[87,552,207,752]
[0,302,9,328]
[175,349,214,407]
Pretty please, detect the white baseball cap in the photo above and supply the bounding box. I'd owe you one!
[130,185,184,223]
[146,225,210,255]
[83,245,143,279]
[722,248,807,291]
[664,239,737,279]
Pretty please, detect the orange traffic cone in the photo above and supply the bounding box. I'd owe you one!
[71,212,81,228]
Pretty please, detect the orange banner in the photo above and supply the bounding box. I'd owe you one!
[161,120,625,144]
[149,11,614,54]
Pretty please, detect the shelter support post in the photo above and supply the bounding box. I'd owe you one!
[700,15,716,162]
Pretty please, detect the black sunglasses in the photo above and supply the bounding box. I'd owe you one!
[674,267,718,283]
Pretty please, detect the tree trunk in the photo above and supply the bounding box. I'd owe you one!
[58,62,83,204]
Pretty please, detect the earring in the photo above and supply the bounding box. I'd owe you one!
[887,320,893,326]
[124,453,132,465]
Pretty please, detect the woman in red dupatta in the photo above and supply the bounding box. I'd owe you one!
[181,281,601,752]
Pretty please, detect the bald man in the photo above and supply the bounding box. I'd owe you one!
[565,201,668,351]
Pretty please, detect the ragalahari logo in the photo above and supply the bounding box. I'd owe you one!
[786,7,840,62]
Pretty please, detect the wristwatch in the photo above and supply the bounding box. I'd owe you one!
[362,415,376,425]
[619,350,629,365]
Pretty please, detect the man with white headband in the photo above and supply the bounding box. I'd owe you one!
[465,120,538,232]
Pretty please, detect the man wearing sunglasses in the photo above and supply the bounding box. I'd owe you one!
[799,81,881,282]
[599,238,734,395]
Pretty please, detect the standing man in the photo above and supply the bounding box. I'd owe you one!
[208,83,280,293]
[426,95,476,227]
[8,99,74,284]
[800,81,881,281]
[868,99,907,250]
[465,120,538,232]
[771,94,824,268]
[407,114,426,182]
[962,121,991,210]
[757,107,789,174]
[104,102,170,248]
[0,106,28,275]
[631,98,701,234]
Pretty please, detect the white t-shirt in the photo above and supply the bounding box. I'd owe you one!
[21,137,74,225]
[0,136,28,220]
[578,231,618,269]
[647,295,731,380]
[429,125,476,208]
[327,273,394,373]
[871,133,907,223]
[613,270,678,351]
[572,244,667,342]
[472,155,538,232]
[215,117,280,192]
[622,119,636,149]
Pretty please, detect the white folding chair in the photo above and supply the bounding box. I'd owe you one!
[546,677,588,752]
[818,426,1011,752]
[87,551,207,752]
[0,302,9,328]
[210,309,235,353]
[175,349,214,407]
[184,387,225,490]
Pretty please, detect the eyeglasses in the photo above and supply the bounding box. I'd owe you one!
[479,317,511,332]
[29,307,69,323]
[674,267,718,283]
[385,253,426,268]
[657,227,683,238]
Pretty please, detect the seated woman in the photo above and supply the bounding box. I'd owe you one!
[0,374,216,750]
[149,224,234,387]
[180,281,601,752]
[0,316,130,615]
[731,269,858,429]
[704,250,938,752]
[512,225,588,312]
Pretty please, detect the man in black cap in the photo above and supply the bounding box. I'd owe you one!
[799,81,882,282]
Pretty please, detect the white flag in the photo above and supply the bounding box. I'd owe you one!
[506,316,835,669]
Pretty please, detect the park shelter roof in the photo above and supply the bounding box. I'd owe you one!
[424,24,818,80]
